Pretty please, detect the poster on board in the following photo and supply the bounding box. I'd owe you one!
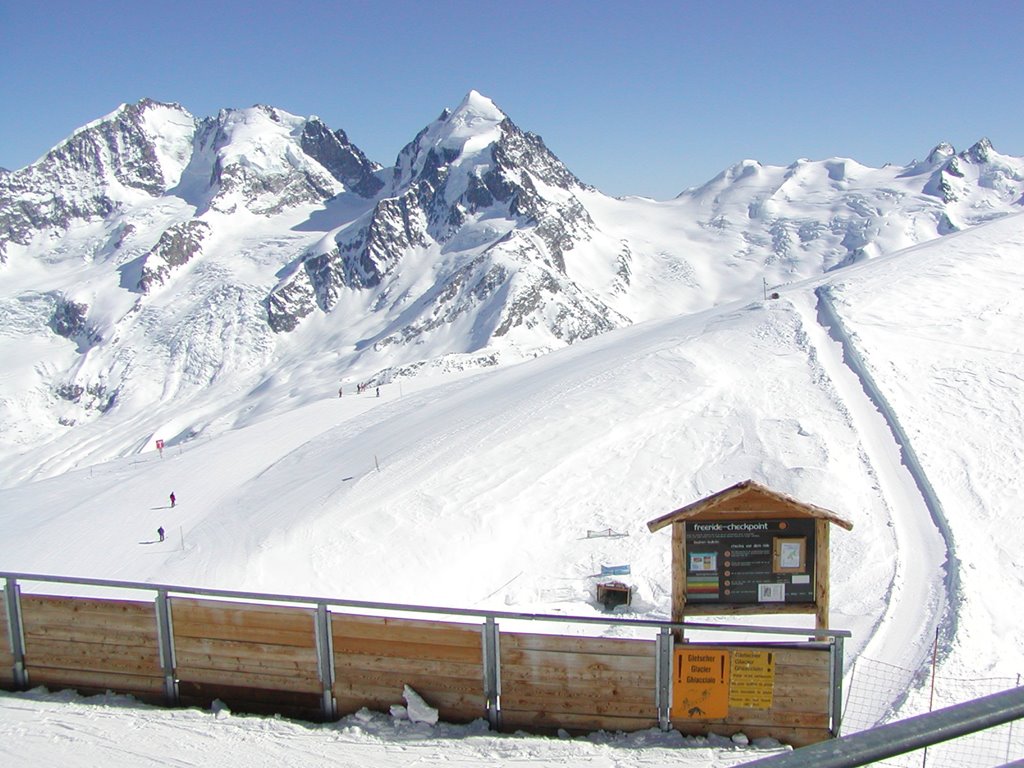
[684,518,816,605]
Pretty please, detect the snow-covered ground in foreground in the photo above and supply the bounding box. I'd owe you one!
[0,688,787,768]
[2,213,1024,765]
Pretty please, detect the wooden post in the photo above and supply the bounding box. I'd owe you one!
[814,519,830,637]
[672,522,686,640]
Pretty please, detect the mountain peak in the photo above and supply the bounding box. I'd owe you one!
[927,142,956,165]
[452,90,506,122]
[436,90,506,152]
[391,91,507,191]
[964,137,994,164]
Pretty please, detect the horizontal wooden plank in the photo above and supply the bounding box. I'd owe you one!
[21,623,159,648]
[332,653,483,681]
[25,654,161,679]
[501,632,656,657]
[22,637,162,677]
[333,668,484,698]
[500,664,654,689]
[176,624,314,648]
[331,614,483,648]
[332,635,481,664]
[774,666,831,689]
[23,616,158,639]
[20,594,156,620]
[501,678,655,707]
[174,636,319,666]
[757,685,830,714]
[499,709,658,734]
[173,650,320,680]
[500,691,656,719]
[170,599,315,647]
[28,666,165,694]
[175,666,323,694]
[501,648,656,678]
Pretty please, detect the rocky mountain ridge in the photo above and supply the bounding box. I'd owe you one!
[0,91,1022,484]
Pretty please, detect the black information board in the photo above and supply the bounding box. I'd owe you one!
[684,518,816,605]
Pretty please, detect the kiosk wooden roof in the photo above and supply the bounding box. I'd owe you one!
[646,479,853,533]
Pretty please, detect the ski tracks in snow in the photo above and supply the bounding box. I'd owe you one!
[790,288,956,720]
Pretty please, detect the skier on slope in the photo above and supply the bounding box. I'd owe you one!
[170,491,176,508]
[157,526,165,542]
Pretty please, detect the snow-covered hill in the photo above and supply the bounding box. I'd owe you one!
[1,92,1022,488]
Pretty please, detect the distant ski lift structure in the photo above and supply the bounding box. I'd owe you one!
[586,527,628,539]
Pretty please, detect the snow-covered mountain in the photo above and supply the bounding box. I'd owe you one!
[2,92,1024,764]
[0,90,1022,488]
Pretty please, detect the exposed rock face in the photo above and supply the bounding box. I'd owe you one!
[137,220,211,292]
[300,118,383,198]
[0,99,194,261]
[49,294,101,351]
[0,99,387,264]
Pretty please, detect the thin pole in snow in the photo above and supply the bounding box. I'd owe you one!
[922,626,940,768]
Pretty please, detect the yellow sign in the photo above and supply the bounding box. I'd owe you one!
[673,648,730,719]
[729,650,776,709]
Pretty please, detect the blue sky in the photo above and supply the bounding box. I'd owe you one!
[2,0,1021,199]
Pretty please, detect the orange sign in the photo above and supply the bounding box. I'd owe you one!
[673,648,730,719]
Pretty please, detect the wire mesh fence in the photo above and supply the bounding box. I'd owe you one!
[842,655,1023,767]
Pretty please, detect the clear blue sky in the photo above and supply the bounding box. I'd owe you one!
[2,0,1021,199]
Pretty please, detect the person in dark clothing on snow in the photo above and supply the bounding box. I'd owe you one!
[170,492,176,508]
[157,526,165,542]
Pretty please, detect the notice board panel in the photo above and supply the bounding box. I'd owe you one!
[684,518,816,605]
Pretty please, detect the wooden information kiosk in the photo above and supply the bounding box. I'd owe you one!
[647,479,853,632]
[647,479,854,745]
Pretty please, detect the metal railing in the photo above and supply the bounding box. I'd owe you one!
[738,685,1024,767]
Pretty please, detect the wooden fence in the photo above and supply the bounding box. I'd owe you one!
[0,574,847,746]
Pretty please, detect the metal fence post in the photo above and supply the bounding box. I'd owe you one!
[830,634,845,737]
[154,589,178,705]
[3,577,27,689]
[314,603,336,721]
[656,626,673,730]
[482,616,501,730]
